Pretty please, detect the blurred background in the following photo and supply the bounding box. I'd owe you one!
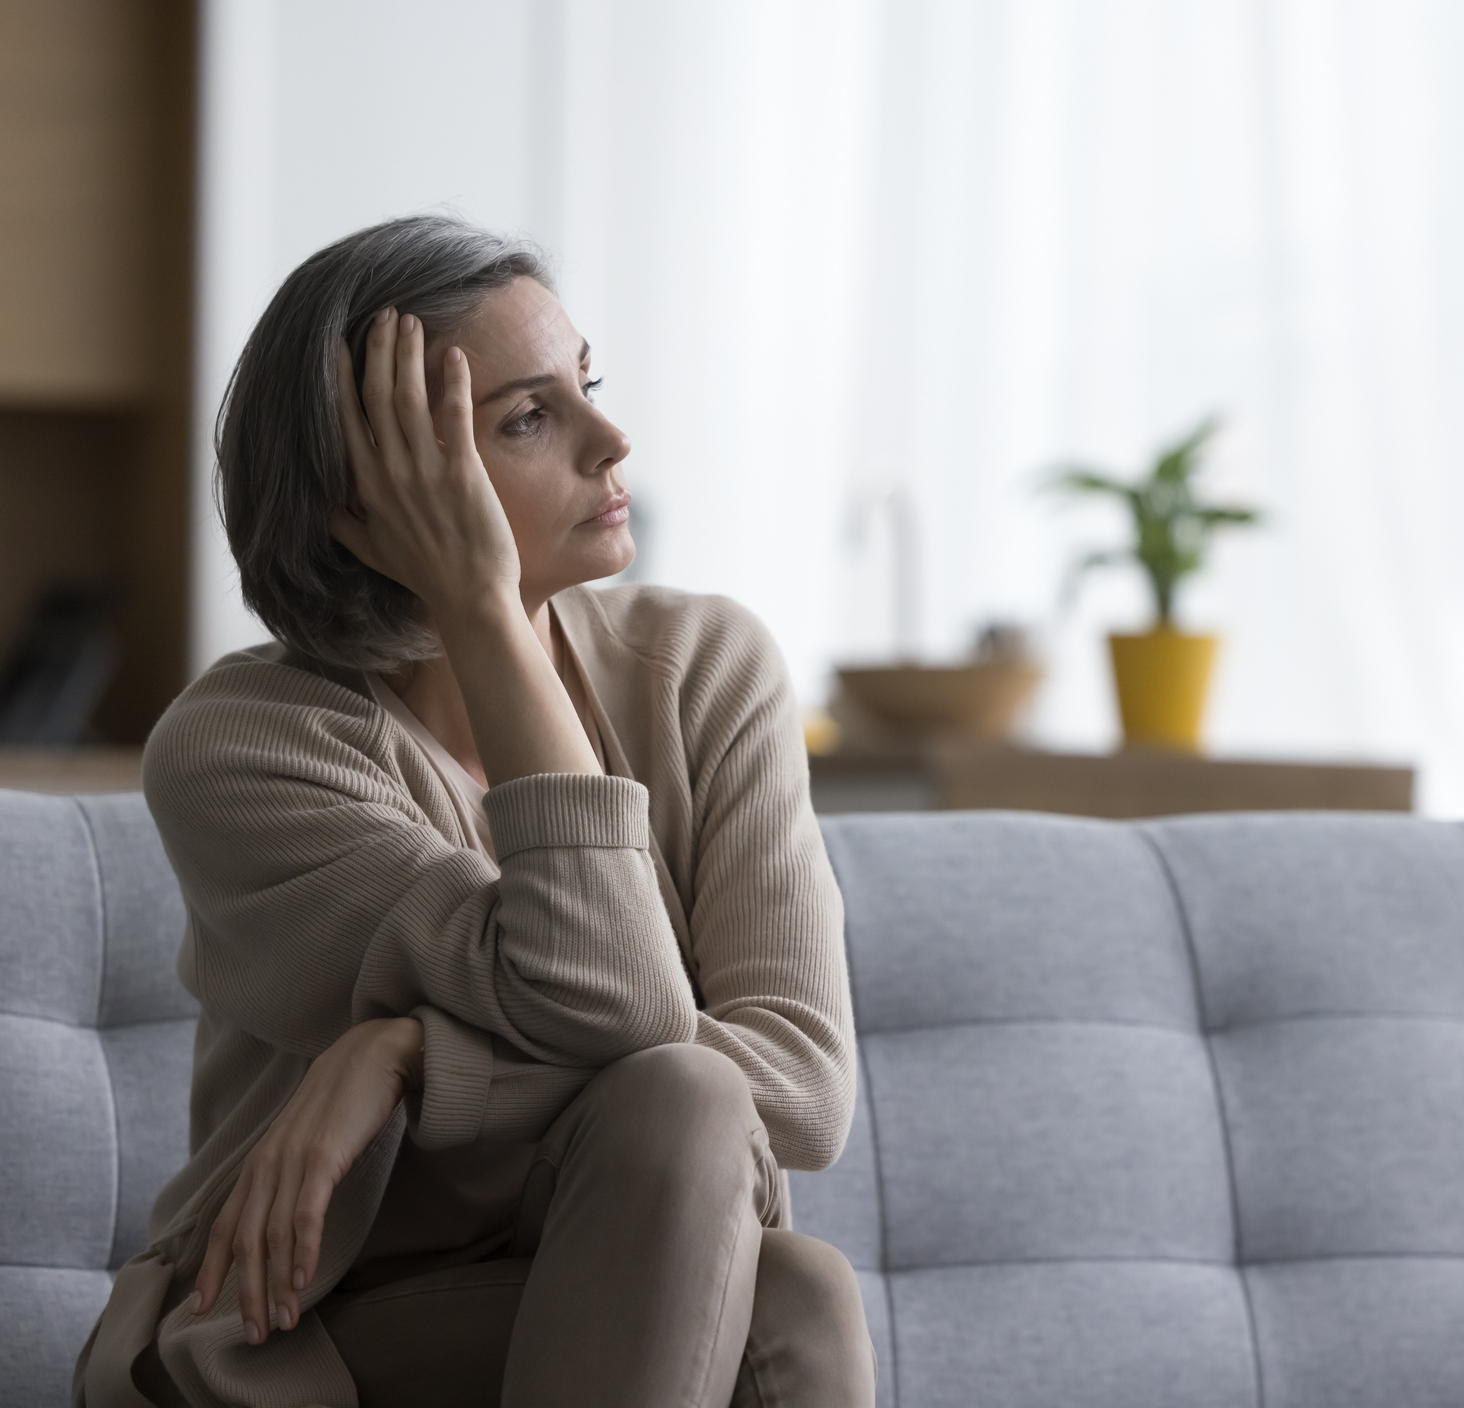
[3,0,1463,812]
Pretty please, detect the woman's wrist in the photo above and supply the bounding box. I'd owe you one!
[377,1016,426,1090]
[430,581,526,645]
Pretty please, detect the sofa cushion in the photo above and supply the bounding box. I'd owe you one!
[867,1021,1232,1269]
[0,1017,116,1269]
[792,810,1464,1408]
[0,1267,114,1408]
[828,811,1199,1032]
[891,1262,1256,1408]
[83,793,192,1029]
[0,790,195,1408]
[102,1019,198,1268]
[7,793,1464,1407]
[0,792,104,1027]
[1246,1259,1464,1408]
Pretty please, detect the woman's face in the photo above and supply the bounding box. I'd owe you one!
[430,277,634,603]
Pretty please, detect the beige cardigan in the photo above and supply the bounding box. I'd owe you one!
[75,584,854,1408]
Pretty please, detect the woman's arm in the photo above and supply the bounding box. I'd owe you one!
[677,602,857,1171]
[190,1016,424,1344]
[147,689,695,1077]
[329,311,598,785]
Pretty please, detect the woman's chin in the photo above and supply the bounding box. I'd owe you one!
[557,537,636,589]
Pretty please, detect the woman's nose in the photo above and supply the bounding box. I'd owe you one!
[588,410,631,471]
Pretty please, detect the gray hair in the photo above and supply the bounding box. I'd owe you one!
[216,214,551,670]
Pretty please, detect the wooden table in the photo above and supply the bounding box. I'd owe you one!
[810,741,1414,818]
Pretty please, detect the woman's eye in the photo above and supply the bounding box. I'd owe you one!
[582,377,603,403]
[506,407,546,437]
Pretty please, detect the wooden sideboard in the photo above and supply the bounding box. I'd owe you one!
[810,740,1414,818]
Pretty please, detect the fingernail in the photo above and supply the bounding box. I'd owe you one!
[245,1320,262,1345]
[447,346,462,365]
[400,313,416,334]
[189,1291,201,1315]
[278,1305,293,1331]
[374,307,390,326]
[292,1268,305,1291]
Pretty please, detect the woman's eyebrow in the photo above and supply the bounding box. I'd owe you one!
[479,341,592,406]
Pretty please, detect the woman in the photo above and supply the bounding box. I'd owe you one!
[74,216,873,1408]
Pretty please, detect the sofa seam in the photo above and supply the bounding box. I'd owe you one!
[0,1008,198,1033]
[1241,1250,1464,1267]
[876,1250,1464,1274]
[73,797,124,1273]
[72,797,109,1029]
[857,1043,899,1406]
[1203,1009,1464,1037]
[823,821,900,1408]
[861,1013,1195,1038]
[855,1010,1464,1041]
[1139,827,1266,1408]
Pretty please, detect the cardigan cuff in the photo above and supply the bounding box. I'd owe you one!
[484,772,650,859]
[406,1006,494,1150]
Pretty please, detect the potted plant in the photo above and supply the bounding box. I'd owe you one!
[1047,417,1262,751]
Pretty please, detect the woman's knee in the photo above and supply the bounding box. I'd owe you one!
[756,1230,867,1333]
[588,1042,756,1129]
[739,1231,876,1405]
[571,1043,761,1177]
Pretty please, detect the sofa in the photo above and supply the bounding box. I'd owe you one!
[2,788,1463,1407]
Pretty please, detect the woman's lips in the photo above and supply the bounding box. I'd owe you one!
[581,494,631,527]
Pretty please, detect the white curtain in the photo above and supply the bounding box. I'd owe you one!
[197,0,1464,810]
[826,0,1464,816]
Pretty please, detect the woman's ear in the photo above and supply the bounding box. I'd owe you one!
[328,507,376,573]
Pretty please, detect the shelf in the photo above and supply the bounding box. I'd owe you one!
[0,1,196,743]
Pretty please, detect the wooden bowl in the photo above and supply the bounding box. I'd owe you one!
[836,659,1042,740]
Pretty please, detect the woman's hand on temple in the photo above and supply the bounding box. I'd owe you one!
[329,305,603,785]
[330,310,519,613]
[190,1017,425,1344]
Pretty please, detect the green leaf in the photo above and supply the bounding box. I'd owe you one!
[1045,468,1137,499]
[1194,506,1262,526]
[1073,548,1131,573]
[1039,412,1261,625]
[1152,415,1221,484]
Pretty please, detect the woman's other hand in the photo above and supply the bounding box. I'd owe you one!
[330,310,520,612]
[190,1017,425,1344]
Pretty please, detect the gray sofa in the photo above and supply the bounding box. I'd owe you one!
[3,789,1463,1407]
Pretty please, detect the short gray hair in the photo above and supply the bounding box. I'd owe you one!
[216,214,551,670]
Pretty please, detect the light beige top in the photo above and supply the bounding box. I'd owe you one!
[348,648,614,1285]
[364,672,498,862]
[75,584,853,1408]
[364,629,609,871]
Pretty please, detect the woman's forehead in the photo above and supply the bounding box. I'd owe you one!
[458,278,583,376]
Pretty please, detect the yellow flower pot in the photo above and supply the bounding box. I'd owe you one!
[1108,627,1218,752]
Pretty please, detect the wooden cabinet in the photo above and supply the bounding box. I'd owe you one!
[0,1,195,741]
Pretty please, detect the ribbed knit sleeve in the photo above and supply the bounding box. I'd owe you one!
[143,657,697,1133]
[657,599,856,1172]
[409,1006,493,1150]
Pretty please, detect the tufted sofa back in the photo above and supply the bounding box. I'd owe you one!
[0,791,195,1408]
[4,794,1464,1406]
[791,811,1464,1408]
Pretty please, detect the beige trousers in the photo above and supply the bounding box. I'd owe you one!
[318,1044,876,1407]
